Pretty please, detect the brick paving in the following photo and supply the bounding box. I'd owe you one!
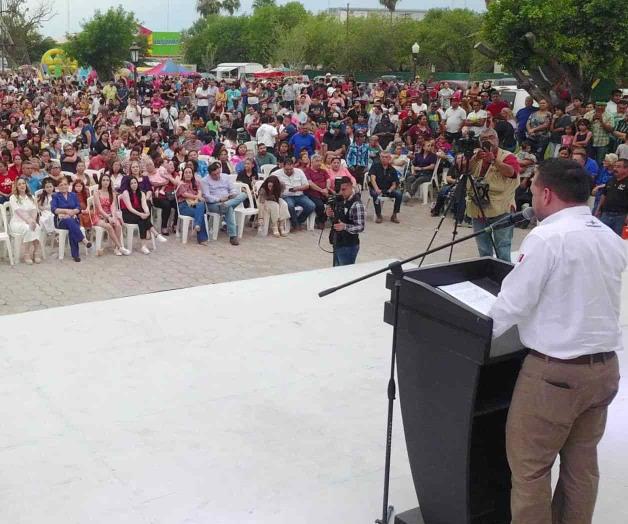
[0,200,528,316]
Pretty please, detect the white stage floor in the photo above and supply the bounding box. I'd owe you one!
[1,260,627,524]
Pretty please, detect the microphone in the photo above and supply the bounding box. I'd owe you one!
[489,207,535,231]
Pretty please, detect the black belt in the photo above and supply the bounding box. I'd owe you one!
[529,349,616,365]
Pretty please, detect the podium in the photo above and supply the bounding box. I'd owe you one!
[383,257,528,524]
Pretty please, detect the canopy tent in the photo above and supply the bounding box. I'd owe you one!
[253,67,296,79]
[143,59,195,77]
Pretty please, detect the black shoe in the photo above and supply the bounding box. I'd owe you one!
[229,236,240,246]
[73,256,81,262]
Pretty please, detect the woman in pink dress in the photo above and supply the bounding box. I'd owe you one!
[93,173,129,256]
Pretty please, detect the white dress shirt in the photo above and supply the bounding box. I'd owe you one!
[490,206,627,359]
[275,168,308,197]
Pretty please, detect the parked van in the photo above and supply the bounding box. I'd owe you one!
[496,87,538,114]
[211,63,264,81]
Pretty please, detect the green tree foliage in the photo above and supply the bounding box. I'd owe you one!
[483,0,628,97]
[252,0,276,10]
[379,0,401,22]
[0,0,55,65]
[184,7,493,75]
[64,7,142,79]
[196,0,241,17]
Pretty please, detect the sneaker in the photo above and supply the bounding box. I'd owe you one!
[403,191,412,203]
[73,256,81,262]
[141,246,151,255]
[120,247,131,256]
[376,216,383,224]
[114,248,122,256]
[391,214,400,224]
[229,236,240,246]
[34,257,42,264]
[156,234,168,243]
[24,257,33,265]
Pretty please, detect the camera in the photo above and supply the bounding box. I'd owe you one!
[327,176,343,207]
[458,130,479,158]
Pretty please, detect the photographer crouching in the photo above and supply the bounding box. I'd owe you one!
[325,176,366,266]
[466,128,521,261]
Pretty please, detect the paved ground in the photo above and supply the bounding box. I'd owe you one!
[0,200,528,316]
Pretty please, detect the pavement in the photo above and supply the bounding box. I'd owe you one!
[0,200,528,316]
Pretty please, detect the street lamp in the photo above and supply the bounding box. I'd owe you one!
[411,42,420,82]
[129,43,140,97]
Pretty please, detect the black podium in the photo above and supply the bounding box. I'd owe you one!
[383,257,528,524]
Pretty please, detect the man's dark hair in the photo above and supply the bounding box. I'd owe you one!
[209,161,221,172]
[611,89,622,97]
[339,176,352,186]
[536,158,590,203]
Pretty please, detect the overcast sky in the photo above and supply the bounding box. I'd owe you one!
[34,0,486,39]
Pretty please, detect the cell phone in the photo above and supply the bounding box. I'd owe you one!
[289,187,296,192]
[481,140,492,152]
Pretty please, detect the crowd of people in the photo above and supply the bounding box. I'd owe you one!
[0,70,626,266]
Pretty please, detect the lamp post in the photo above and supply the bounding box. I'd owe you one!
[129,43,140,98]
[411,42,420,82]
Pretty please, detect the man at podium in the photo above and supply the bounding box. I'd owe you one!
[489,158,626,524]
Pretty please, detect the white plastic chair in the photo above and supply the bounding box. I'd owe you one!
[198,155,213,164]
[174,194,212,244]
[87,196,108,252]
[61,170,74,180]
[233,182,259,239]
[227,174,238,184]
[0,202,14,265]
[3,201,48,264]
[284,204,316,232]
[259,164,276,179]
[118,195,156,252]
[420,158,441,205]
[54,223,88,260]
[244,140,257,153]
[85,169,103,184]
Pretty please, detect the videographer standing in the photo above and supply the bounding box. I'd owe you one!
[326,176,365,266]
[466,128,520,261]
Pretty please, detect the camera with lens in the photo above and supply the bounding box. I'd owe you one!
[327,176,344,208]
[458,130,479,158]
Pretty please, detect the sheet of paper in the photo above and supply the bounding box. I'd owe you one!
[437,281,497,316]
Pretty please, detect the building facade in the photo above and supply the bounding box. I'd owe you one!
[326,7,427,22]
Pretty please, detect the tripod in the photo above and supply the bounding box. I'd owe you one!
[418,153,497,267]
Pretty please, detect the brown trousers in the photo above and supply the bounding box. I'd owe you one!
[506,353,620,524]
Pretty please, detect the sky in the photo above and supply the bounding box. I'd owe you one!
[34,0,486,39]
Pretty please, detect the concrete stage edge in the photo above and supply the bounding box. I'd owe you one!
[0,260,626,524]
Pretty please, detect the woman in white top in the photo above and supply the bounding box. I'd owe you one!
[36,177,56,234]
[9,177,42,264]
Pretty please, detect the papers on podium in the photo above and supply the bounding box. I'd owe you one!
[437,281,497,316]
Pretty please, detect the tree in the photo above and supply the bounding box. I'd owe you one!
[0,0,55,65]
[379,0,401,22]
[64,7,141,79]
[196,0,241,17]
[481,0,628,100]
[275,28,306,71]
[252,0,276,9]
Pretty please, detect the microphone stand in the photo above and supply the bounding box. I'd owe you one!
[319,219,520,524]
